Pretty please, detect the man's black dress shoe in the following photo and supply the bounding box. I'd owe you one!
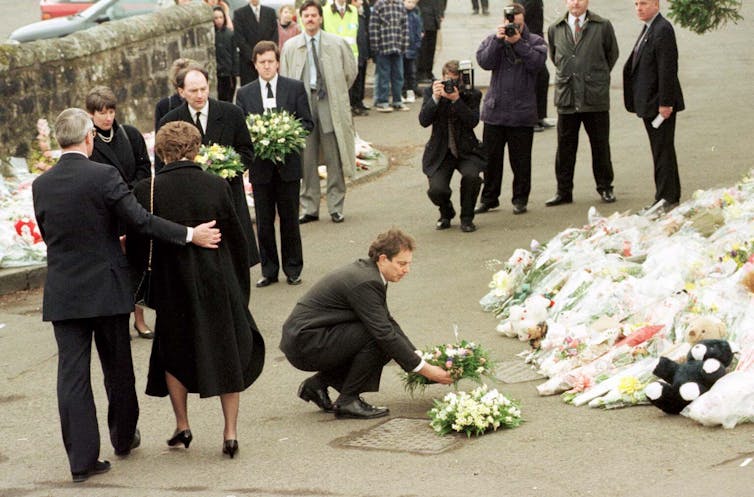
[460,222,477,233]
[334,397,389,419]
[115,428,140,456]
[256,276,278,288]
[436,218,451,230]
[298,379,334,412]
[600,190,616,203]
[474,202,499,214]
[72,460,111,483]
[286,275,302,285]
[512,203,528,215]
[545,193,573,207]
[299,214,319,224]
[330,212,345,223]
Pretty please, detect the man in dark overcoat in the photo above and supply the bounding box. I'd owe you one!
[234,0,280,85]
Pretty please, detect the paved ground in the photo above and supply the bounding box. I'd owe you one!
[2,1,754,496]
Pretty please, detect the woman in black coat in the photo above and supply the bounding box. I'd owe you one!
[126,122,265,459]
[213,6,239,102]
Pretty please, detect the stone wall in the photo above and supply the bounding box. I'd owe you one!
[0,4,216,158]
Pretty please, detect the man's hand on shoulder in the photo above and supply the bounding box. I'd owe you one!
[419,363,453,384]
[191,220,222,249]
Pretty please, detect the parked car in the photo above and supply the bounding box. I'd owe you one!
[40,0,93,20]
[12,0,162,43]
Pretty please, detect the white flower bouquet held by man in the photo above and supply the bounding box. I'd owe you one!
[246,109,309,164]
[194,144,245,179]
[428,385,523,437]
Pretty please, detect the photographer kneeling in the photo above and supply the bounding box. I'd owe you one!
[418,60,485,233]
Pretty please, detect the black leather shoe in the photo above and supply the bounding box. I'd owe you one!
[286,275,302,285]
[533,123,544,132]
[436,218,451,230]
[115,428,140,456]
[256,276,278,288]
[545,193,573,207]
[298,379,334,412]
[167,429,193,448]
[334,397,389,419]
[72,460,111,483]
[512,203,527,215]
[460,222,477,233]
[222,439,238,458]
[474,202,499,214]
[600,190,616,203]
[299,214,319,224]
[330,212,345,223]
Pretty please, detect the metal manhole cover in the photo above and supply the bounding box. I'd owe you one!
[495,360,544,383]
[332,417,461,455]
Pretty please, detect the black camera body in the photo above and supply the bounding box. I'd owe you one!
[441,60,475,95]
[503,6,518,37]
[442,79,459,94]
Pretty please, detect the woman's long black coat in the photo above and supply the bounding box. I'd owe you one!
[127,161,264,398]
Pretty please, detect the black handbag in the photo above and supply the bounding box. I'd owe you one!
[134,174,155,308]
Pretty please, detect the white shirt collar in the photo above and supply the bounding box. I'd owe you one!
[568,12,587,31]
[260,74,279,104]
[190,101,209,118]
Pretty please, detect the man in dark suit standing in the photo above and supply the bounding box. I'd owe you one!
[236,41,314,288]
[280,229,452,419]
[234,0,279,86]
[419,60,484,233]
[32,108,221,483]
[416,0,446,82]
[623,0,684,211]
[158,67,260,267]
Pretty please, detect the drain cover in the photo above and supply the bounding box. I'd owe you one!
[495,360,544,383]
[332,417,461,455]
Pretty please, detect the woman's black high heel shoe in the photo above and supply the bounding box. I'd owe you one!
[223,439,238,458]
[167,429,192,448]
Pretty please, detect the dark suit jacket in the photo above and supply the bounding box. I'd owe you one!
[233,4,279,84]
[418,86,483,177]
[280,259,422,372]
[420,0,446,31]
[154,93,183,133]
[90,122,151,187]
[235,75,314,184]
[32,153,187,322]
[520,0,544,36]
[623,13,684,119]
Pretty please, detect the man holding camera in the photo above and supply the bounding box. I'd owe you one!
[545,0,619,207]
[419,60,484,232]
[474,3,546,216]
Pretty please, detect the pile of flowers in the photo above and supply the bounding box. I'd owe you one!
[194,144,245,179]
[402,339,495,395]
[246,109,309,164]
[1,158,47,268]
[428,385,523,437]
[479,169,754,426]
[25,118,58,174]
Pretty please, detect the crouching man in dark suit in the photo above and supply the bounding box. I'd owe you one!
[32,108,221,483]
[280,229,453,419]
[419,60,484,233]
[236,41,314,288]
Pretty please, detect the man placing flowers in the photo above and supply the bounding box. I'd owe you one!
[280,229,453,419]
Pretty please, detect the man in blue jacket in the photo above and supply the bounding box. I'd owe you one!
[474,3,546,216]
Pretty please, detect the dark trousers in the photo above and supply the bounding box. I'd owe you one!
[217,74,237,103]
[252,174,303,280]
[402,57,418,94]
[480,123,534,206]
[349,60,368,109]
[471,0,489,11]
[53,314,138,473]
[427,152,482,223]
[416,30,438,79]
[554,111,614,195]
[286,322,391,396]
[643,112,681,204]
[535,65,550,120]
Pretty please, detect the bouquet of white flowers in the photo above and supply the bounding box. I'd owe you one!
[246,109,309,164]
[428,385,523,437]
[194,144,245,179]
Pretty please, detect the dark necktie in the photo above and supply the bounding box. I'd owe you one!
[448,117,459,158]
[574,17,581,43]
[310,38,326,99]
[194,111,204,138]
[632,24,648,69]
[266,82,274,99]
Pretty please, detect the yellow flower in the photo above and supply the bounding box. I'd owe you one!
[618,376,642,396]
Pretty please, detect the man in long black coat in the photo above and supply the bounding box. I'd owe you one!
[415,0,446,81]
[158,67,260,267]
[234,0,279,85]
[623,0,684,210]
[32,108,221,483]
[236,41,314,288]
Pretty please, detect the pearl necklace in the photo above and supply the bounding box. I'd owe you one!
[98,128,114,143]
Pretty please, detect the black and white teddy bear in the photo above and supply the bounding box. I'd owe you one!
[645,339,734,415]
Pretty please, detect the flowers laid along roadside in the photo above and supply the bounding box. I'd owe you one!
[246,109,309,164]
[194,144,245,179]
[429,385,523,437]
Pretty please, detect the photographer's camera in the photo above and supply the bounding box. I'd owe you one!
[503,6,518,37]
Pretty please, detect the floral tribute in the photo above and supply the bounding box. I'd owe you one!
[194,144,245,179]
[428,385,522,437]
[26,119,58,173]
[246,109,309,164]
[402,339,496,396]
